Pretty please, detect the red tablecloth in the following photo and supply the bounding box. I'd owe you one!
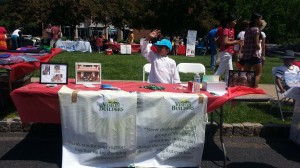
[108,44,140,53]
[10,80,266,124]
[0,48,62,82]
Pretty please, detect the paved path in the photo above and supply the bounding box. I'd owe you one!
[0,124,300,168]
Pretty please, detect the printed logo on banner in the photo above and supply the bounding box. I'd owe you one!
[172,98,194,111]
[93,97,127,118]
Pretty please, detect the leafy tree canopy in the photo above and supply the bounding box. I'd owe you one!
[0,0,299,44]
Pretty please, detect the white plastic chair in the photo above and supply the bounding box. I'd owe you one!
[177,63,207,121]
[177,63,206,75]
[271,67,293,121]
[143,63,151,82]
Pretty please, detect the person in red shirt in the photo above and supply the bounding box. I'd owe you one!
[96,33,103,53]
[214,14,242,85]
[51,24,61,47]
[0,26,8,50]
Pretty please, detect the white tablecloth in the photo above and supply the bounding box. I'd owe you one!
[56,40,92,53]
[58,86,207,167]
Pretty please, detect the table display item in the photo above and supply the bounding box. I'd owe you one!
[75,62,101,84]
[0,56,24,65]
[202,81,227,96]
[188,81,194,92]
[140,84,165,90]
[40,63,68,84]
[228,70,256,87]
[0,54,11,58]
[193,73,201,92]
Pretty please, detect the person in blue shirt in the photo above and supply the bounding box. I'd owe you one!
[207,25,219,70]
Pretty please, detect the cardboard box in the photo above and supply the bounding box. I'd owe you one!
[202,81,227,96]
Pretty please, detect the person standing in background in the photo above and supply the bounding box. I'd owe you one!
[96,33,103,53]
[45,24,52,46]
[0,26,8,50]
[207,25,219,70]
[172,35,180,55]
[235,20,250,70]
[240,13,263,88]
[128,29,134,44]
[51,24,61,48]
[259,20,267,66]
[214,14,242,85]
[11,27,23,50]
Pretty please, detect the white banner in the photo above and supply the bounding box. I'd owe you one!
[186,30,197,57]
[135,92,207,167]
[56,40,92,53]
[59,86,137,168]
[58,86,207,167]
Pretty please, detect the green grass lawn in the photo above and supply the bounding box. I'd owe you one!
[33,51,283,83]
[2,50,290,124]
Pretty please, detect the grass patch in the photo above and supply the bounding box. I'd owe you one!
[2,51,290,124]
[33,51,283,83]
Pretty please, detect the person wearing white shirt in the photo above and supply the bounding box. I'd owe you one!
[275,50,300,93]
[11,27,22,50]
[140,29,180,84]
[259,20,267,65]
[259,31,266,65]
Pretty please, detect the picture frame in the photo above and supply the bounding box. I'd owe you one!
[75,62,101,84]
[40,63,68,84]
[228,70,256,87]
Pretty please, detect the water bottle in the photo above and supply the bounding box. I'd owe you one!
[193,73,201,92]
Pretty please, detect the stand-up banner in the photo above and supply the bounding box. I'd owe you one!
[186,30,197,57]
[58,86,207,167]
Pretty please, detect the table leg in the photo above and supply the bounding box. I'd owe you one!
[219,106,227,168]
[209,106,227,168]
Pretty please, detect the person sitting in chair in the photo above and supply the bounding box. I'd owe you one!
[275,50,300,93]
[140,29,180,84]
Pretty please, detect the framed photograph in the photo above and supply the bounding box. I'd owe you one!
[75,62,101,84]
[228,70,256,87]
[40,63,68,84]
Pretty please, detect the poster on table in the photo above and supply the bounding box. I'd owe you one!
[58,86,207,167]
[186,30,197,57]
[75,62,101,84]
[40,63,68,84]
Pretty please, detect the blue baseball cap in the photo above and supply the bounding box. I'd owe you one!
[154,39,172,50]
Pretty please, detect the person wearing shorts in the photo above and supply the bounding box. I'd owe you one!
[241,13,263,88]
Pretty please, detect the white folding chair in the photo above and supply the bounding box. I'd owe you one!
[177,63,208,121]
[271,67,294,121]
[177,63,206,75]
[143,63,151,82]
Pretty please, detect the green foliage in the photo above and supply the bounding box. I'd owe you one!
[0,0,299,44]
